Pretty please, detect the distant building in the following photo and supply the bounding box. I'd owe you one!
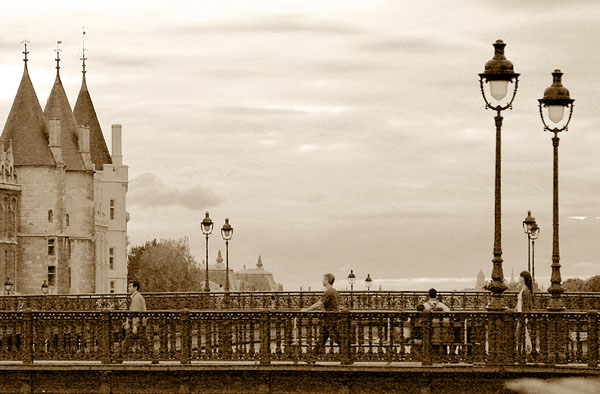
[0,45,128,294]
[235,256,283,292]
[475,269,486,291]
[200,250,236,290]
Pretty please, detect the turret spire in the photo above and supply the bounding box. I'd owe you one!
[21,39,29,68]
[81,27,87,75]
[54,40,62,72]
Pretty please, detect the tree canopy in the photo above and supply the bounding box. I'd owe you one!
[127,238,204,292]
[563,276,600,292]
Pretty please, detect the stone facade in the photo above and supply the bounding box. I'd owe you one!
[0,55,128,295]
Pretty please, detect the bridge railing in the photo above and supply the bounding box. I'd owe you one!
[0,310,598,367]
[3,291,600,311]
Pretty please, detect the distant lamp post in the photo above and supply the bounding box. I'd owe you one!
[221,218,233,293]
[347,270,356,291]
[41,280,49,295]
[4,277,13,295]
[538,69,575,311]
[365,274,372,293]
[479,39,519,310]
[530,223,540,286]
[201,211,214,292]
[522,211,537,274]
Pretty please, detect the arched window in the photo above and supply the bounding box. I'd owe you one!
[0,196,6,238]
[7,205,14,239]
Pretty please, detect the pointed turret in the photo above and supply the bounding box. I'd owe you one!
[73,72,112,170]
[1,62,55,166]
[43,62,85,171]
[257,255,263,268]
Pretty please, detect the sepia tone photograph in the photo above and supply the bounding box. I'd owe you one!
[0,1,599,393]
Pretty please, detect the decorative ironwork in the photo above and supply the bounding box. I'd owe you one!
[0,309,598,367]
[4,291,600,311]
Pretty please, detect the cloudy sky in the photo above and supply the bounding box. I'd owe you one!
[1,1,599,291]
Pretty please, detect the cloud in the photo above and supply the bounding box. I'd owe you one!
[128,173,222,211]
[159,14,362,36]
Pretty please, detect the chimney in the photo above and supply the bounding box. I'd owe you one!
[48,118,63,164]
[78,125,93,170]
[111,124,122,166]
[49,118,61,147]
[77,125,90,153]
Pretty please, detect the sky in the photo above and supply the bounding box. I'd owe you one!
[1,1,599,291]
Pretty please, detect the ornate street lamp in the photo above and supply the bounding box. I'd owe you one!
[221,218,233,293]
[365,274,372,293]
[201,211,214,292]
[4,277,13,295]
[479,39,519,310]
[523,211,536,274]
[41,280,49,295]
[347,270,356,291]
[538,69,574,311]
[530,223,540,286]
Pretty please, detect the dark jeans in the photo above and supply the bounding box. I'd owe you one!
[314,318,340,356]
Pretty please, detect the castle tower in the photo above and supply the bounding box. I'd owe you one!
[0,40,128,294]
[73,42,128,294]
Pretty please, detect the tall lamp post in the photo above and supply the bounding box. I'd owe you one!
[538,69,574,311]
[201,211,214,292]
[479,39,519,310]
[4,277,13,295]
[530,223,540,286]
[221,218,233,293]
[348,270,356,308]
[522,211,538,274]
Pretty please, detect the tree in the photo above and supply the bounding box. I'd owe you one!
[127,238,203,292]
[563,278,587,292]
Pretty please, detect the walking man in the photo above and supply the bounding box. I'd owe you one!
[122,280,148,358]
[302,273,341,363]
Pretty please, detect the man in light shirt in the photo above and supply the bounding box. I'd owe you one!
[121,280,148,358]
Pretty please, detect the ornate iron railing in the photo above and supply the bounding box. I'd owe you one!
[0,310,598,367]
[2,291,600,311]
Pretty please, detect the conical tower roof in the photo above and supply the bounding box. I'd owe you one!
[73,74,112,170]
[1,65,55,166]
[44,71,85,171]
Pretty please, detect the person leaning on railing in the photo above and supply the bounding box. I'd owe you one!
[515,271,533,354]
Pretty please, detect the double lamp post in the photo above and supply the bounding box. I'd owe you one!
[201,211,234,295]
[479,40,575,310]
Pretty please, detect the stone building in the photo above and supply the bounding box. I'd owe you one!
[0,46,128,294]
[235,256,283,292]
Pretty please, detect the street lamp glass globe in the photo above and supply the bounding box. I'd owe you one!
[548,105,565,123]
[490,80,509,101]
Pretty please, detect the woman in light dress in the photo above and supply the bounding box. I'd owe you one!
[515,271,534,354]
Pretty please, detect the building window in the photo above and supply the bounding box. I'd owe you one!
[48,266,56,287]
[48,210,53,223]
[48,238,55,256]
[110,281,115,294]
[109,248,114,270]
[110,200,115,220]
[65,214,69,227]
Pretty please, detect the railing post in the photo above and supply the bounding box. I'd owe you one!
[422,310,433,366]
[260,311,271,365]
[21,308,33,364]
[341,310,352,365]
[181,309,191,364]
[101,309,111,364]
[589,312,598,367]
